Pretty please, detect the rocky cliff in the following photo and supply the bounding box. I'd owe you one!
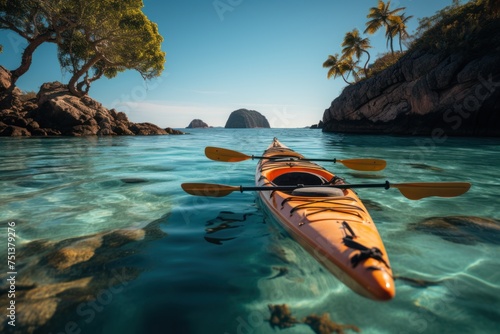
[322,9,500,136]
[225,108,270,128]
[0,67,183,136]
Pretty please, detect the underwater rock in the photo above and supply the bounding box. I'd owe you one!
[143,216,169,240]
[304,313,360,334]
[0,218,166,334]
[268,267,289,280]
[406,163,443,172]
[120,178,148,184]
[10,297,59,333]
[408,216,500,245]
[394,275,442,288]
[103,228,146,248]
[24,277,92,300]
[360,199,384,211]
[268,304,299,329]
[46,236,103,270]
[266,305,361,333]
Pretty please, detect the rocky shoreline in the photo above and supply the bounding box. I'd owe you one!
[0,67,183,137]
[322,48,500,136]
[322,5,500,137]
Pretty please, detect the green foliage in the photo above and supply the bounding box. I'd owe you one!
[325,0,411,83]
[0,1,62,40]
[324,0,498,84]
[411,0,500,53]
[0,0,166,96]
[364,0,406,54]
[323,54,360,85]
[368,51,404,77]
[341,29,371,77]
[57,0,165,96]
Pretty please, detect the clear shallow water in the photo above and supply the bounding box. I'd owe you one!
[1,129,499,333]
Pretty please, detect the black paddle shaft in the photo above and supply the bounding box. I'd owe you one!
[251,155,339,163]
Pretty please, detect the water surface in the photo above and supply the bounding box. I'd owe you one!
[1,129,499,333]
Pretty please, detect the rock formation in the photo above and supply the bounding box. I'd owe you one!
[322,10,500,136]
[225,108,270,128]
[408,216,500,245]
[0,67,184,136]
[186,119,209,128]
[0,218,167,334]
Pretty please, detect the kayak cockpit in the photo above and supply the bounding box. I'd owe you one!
[268,171,346,197]
[272,171,328,186]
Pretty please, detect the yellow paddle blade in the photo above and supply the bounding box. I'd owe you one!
[205,147,251,162]
[181,183,240,197]
[338,158,387,171]
[392,182,471,200]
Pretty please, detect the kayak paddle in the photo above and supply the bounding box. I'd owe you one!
[205,147,386,171]
[181,181,471,200]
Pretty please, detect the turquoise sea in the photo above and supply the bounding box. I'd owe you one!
[1,128,499,334]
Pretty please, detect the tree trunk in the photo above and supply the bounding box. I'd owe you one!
[363,50,371,77]
[341,74,352,85]
[68,54,104,97]
[9,32,54,89]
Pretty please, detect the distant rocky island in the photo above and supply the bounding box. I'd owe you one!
[0,68,183,136]
[322,2,500,136]
[225,108,270,128]
[186,119,209,128]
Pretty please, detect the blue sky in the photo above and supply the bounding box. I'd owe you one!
[0,0,453,128]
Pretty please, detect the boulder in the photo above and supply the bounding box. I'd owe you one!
[165,127,185,135]
[0,78,177,136]
[225,108,270,128]
[186,119,209,128]
[0,65,11,91]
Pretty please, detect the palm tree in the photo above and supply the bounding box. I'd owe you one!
[364,0,405,54]
[341,29,371,77]
[322,54,354,85]
[390,14,413,52]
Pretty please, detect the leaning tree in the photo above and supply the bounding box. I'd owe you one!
[0,0,165,97]
[57,0,165,97]
[0,0,68,89]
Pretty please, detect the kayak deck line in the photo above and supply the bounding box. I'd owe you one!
[260,159,327,172]
[284,196,367,220]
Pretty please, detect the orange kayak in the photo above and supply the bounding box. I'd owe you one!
[256,138,395,301]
